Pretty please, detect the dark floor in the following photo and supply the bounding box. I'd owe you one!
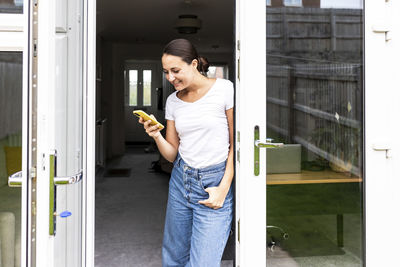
[94,146,233,266]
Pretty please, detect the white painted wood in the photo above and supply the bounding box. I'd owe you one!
[365,0,400,266]
[54,34,68,267]
[35,0,85,265]
[21,2,30,266]
[235,0,267,266]
[35,0,57,265]
[0,14,24,31]
[82,0,97,266]
[0,32,24,51]
[56,0,68,33]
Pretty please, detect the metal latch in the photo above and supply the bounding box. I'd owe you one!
[372,143,392,158]
[8,171,22,187]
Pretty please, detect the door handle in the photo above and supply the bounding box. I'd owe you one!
[254,126,284,176]
[8,171,22,187]
[49,150,83,236]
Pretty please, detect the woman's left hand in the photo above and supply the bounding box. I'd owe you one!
[198,186,228,210]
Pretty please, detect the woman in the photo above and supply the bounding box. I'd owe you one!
[139,38,234,267]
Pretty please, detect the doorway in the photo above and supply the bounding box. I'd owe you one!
[94,0,235,266]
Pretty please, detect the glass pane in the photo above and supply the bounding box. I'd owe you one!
[207,65,229,79]
[0,0,23,13]
[0,51,22,267]
[143,70,152,106]
[129,70,138,106]
[284,0,302,7]
[266,2,363,266]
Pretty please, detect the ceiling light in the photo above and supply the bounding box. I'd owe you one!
[175,15,202,34]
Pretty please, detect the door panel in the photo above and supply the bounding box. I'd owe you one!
[265,2,364,266]
[56,0,68,33]
[235,0,267,266]
[35,0,85,265]
[54,33,69,267]
[0,51,23,267]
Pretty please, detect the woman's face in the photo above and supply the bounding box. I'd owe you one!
[162,54,197,91]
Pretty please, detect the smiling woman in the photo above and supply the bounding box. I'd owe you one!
[136,38,235,267]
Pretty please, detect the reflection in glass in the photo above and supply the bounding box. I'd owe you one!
[0,0,23,13]
[284,0,302,7]
[0,51,22,267]
[208,65,229,79]
[143,70,152,106]
[129,70,138,106]
[266,2,363,266]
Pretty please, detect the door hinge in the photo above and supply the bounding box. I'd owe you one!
[237,150,240,163]
[237,131,240,142]
[237,40,240,51]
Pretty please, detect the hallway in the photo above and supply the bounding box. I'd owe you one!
[94,145,233,266]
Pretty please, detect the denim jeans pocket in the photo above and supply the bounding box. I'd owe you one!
[199,169,225,193]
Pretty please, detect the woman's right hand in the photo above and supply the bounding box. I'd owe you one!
[139,115,162,139]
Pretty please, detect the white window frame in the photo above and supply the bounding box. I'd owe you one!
[0,14,24,51]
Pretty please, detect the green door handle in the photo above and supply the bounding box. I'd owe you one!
[49,151,83,236]
[254,126,284,176]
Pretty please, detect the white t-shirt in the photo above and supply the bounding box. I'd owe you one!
[165,78,234,168]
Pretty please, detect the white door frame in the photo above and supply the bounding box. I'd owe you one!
[33,0,96,266]
[4,0,400,265]
[365,0,400,265]
[235,0,267,266]
[82,0,96,266]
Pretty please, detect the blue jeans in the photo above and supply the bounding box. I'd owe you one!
[162,154,233,267]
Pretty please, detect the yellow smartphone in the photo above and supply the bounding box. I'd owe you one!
[133,110,164,130]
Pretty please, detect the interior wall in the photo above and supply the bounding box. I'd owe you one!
[100,40,234,159]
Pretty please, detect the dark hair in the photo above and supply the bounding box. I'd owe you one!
[163,39,209,76]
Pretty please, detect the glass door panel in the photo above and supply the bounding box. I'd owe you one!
[266,2,364,266]
[0,0,23,13]
[0,51,23,267]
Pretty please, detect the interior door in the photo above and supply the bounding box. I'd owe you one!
[124,61,163,143]
[32,0,96,266]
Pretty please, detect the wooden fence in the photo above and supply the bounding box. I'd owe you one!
[266,8,363,175]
